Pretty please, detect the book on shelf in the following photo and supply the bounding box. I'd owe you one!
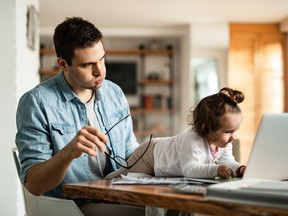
[206,178,288,209]
[141,95,172,109]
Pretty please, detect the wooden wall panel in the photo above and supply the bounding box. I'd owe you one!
[228,24,286,164]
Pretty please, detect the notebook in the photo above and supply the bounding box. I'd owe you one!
[188,113,288,184]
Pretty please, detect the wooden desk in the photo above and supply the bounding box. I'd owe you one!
[63,179,288,215]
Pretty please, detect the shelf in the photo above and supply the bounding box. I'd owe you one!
[38,71,175,85]
[131,108,175,114]
[39,68,60,76]
[140,49,174,55]
[105,50,141,55]
[139,79,174,85]
[40,49,56,55]
[40,48,174,56]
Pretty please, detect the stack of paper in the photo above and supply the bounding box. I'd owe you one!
[112,172,188,185]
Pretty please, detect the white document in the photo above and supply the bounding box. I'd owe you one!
[112,172,188,185]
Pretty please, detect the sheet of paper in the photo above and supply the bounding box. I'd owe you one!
[112,172,188,185]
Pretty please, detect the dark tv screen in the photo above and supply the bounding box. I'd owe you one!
[105,61,137,95]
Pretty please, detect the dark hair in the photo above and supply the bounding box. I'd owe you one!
[188,87,245,138]
[53,17,103,66]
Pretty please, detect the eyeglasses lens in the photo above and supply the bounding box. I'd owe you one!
[114,156,128,167]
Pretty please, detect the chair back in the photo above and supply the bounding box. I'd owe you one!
[12,147,84,216]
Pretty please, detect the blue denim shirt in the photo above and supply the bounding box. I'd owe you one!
[15,72,139,198]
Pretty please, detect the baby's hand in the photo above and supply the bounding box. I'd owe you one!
[217,164,233,179]
[236,165,246,177]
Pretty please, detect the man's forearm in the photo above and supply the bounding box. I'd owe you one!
[24,149,73,196]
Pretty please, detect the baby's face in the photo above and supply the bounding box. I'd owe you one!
[208,113,242,148]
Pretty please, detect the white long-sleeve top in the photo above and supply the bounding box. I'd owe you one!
[153,130,241,178]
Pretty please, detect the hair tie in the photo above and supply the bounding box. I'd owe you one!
[220,89,237,104]
[230,95,237,103]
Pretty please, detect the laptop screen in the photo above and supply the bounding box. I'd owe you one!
[243,113,288,180]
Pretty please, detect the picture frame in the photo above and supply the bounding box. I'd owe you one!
[26,5,38,50]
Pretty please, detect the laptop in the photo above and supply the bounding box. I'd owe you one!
[187,113,288,184]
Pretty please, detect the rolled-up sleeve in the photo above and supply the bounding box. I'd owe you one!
[16,92,52,183]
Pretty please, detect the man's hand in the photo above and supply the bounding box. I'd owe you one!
[66,125,108,158]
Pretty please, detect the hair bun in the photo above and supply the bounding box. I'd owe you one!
[219,87,245,104]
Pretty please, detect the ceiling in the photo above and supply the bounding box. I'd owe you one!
[39,0,288,31]
[39,0,288,50]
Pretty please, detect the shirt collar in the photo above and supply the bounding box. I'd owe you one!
[56,71,103,102]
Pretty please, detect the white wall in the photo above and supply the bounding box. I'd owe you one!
[0,0,39,215]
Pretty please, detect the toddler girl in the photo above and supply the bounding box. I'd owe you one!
[105,87,246,180]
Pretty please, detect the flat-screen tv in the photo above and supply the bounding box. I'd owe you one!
[105,61,137,95]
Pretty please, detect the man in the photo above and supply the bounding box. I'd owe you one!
[16,17,144,215]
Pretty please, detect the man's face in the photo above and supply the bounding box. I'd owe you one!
[60,40,106,95]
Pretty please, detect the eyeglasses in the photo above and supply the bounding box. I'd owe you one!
[105,134,153,169]
[103,113,152,169]
[105,114,131,135]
